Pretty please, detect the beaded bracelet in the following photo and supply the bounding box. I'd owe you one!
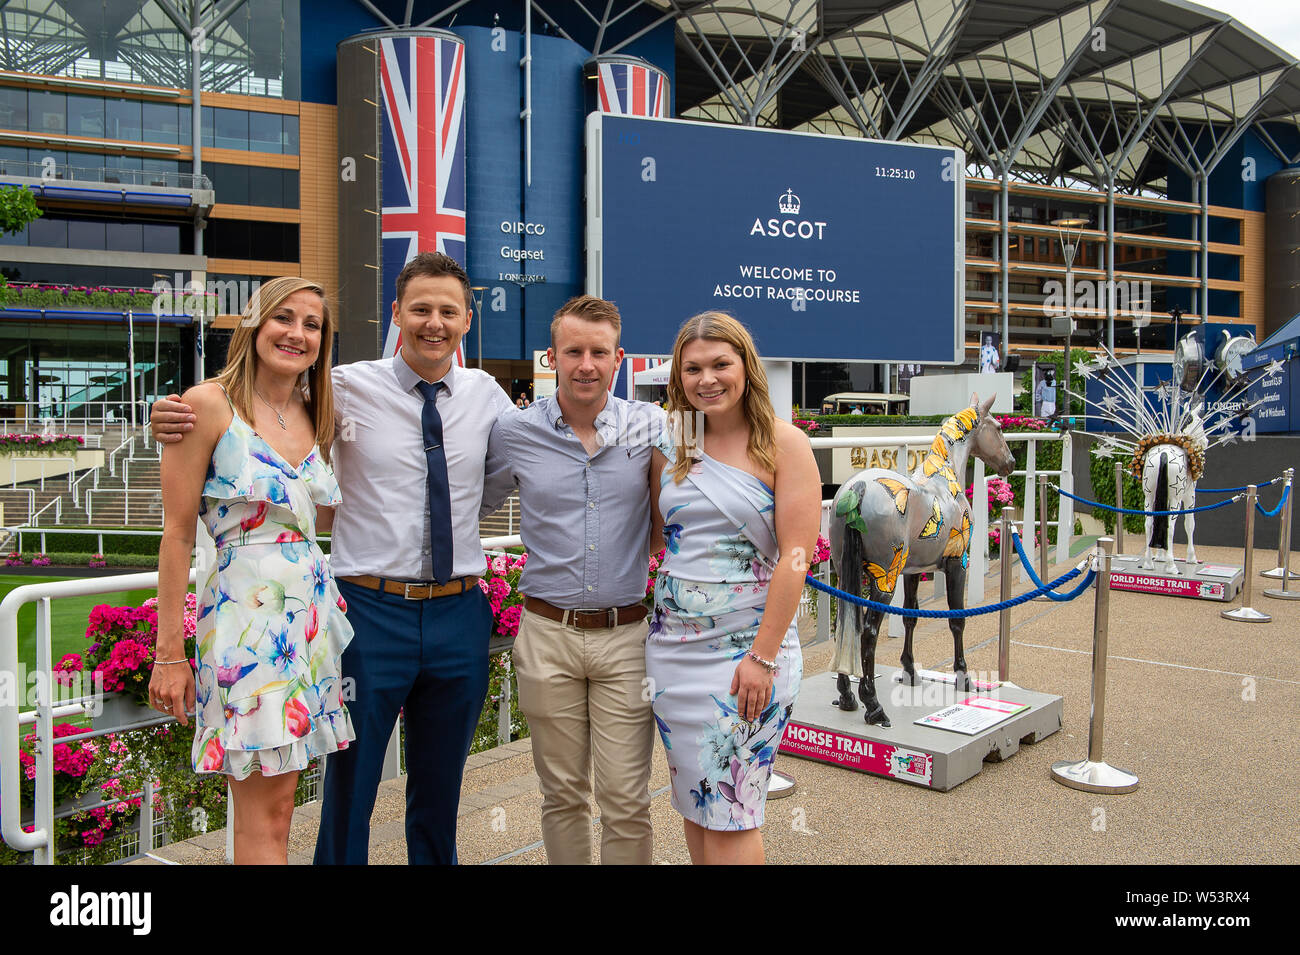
[747,650,778,674]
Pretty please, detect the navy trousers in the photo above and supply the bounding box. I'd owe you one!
[313,580,492,865]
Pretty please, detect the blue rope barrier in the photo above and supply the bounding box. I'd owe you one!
[1010,532,1093,602]
[804,564,1095,618]
[1255,483,1290,518]
[1199,478,1277,494]
[1053,484,1242,516]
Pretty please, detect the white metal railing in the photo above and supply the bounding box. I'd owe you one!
[1,530,532,864]
[10,525,162,556]
[86,489,163,525]
[4,456,76,492]
[29,497,61,527]
[0,402,153,438]
[0,488,36,526]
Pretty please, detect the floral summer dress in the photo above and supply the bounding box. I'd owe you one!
[647,438,802,830]
[191,399,355,779]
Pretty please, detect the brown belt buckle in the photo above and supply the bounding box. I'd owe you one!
[404,582,430,600]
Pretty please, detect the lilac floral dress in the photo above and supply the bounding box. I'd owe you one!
[648,437,802,830]
[191,399,355,779]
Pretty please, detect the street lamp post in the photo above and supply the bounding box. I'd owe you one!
[1052,216,1090,413]
[471,286,488,370]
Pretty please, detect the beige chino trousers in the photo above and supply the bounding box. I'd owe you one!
[512,606,654,864]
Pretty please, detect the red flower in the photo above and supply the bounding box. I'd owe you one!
[284,698,312,738]
[240,501,268,533]
[304,604,319,642]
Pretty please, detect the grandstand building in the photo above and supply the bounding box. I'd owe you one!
[1,0,1298,414]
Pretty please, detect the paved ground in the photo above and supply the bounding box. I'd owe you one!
[137,541,1299,865]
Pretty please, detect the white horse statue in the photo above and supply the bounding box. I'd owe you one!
[1137,407,1207,574]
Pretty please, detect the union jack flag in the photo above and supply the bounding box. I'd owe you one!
[378,34,467,361]
[620,357,668,396]
[596,60,668,118]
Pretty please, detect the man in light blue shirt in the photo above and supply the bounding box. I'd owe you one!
[484,295,664,864]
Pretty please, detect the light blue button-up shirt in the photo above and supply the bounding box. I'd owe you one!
[484,393,666,608]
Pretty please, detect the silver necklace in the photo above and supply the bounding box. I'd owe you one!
[254,388,292,430]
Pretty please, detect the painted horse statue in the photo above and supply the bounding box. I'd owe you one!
[1136,405,1207,574]
[829,394,1016,726]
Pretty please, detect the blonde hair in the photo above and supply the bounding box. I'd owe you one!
[212,276,336,463]
[550,295,621,349]
[665,311,776,484]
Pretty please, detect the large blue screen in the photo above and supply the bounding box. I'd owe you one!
[587,115,964,363]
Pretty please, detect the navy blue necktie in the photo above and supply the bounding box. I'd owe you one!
[416,380,454,583]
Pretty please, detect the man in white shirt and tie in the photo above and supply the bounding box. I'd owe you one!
[151,252,513,864]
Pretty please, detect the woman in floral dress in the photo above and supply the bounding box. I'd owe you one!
[648,312,821,864]
[150,277,354,864]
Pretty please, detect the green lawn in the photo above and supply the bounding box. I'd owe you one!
[2,574,157,712]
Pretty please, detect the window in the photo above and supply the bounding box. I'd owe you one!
[66,95,104,137]
[28,216,69,248]
[282,114,298,153]
[106,221,143,252]
[105,98,142,141]
[248,165,286,206]
[0,86,27,129]
[142,223,181,254]
[214,107,249,150]
[208,163,250,204]
[248,111,282,153]
[143,102,183,144]
[28,91,65,134]
[67,218,107,251]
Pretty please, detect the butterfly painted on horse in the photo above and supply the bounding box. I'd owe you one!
[866,544,908,594]
[943,512,972,557]
[875,477,909,515]
[939,465,962,497]
[919,500,943,539]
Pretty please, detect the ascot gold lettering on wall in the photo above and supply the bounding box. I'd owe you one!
[849,448,922,471]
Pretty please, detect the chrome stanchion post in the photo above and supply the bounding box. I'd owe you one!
[1052,537,1139,793]
[1264,471,1300,600]
[1113,461,1125,555]
[998,506,1015,683]
[1223,485,1272,622]
[1262,469,1297,581]
[1038,473,1049,584]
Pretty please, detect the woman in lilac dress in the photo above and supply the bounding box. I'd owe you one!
[648,312,821,865]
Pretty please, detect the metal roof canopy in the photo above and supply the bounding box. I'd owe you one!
[650,0,1300,192]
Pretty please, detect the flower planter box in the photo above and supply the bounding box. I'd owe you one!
[91,692,158,731]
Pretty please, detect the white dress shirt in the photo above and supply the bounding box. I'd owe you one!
[329,353,513,580]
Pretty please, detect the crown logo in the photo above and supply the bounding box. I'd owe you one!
[778,188,800,215]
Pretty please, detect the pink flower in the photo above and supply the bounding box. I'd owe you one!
[199,736,226,771]
[496,604,523,638]
[304,603,319,642]
[489,555,507,576]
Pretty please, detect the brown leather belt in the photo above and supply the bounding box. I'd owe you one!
[341,575,480,600]
[523,596,648,630]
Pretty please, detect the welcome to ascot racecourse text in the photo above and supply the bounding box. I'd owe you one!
[713,264,863,304]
